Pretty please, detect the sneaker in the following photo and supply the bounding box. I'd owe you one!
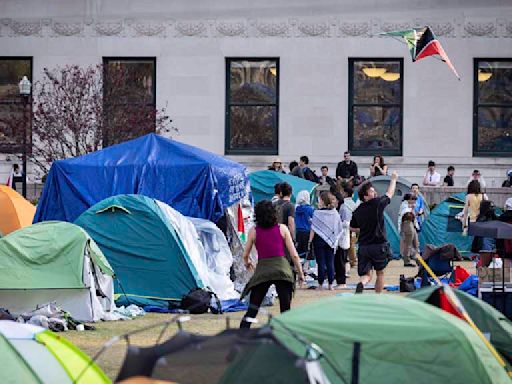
[355,282,364,294]
[404,263,416,267]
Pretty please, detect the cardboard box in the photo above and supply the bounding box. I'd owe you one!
[478,259,512,283]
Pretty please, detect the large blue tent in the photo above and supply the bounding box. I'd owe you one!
[34,134,248,223]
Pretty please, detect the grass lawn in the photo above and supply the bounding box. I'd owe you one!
[66,260,475,380]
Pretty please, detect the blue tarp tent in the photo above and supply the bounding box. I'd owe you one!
[248,170,317,204]
[75,194,203,308]
[34,134,248,223]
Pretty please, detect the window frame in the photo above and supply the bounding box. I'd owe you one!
[348,57,404,156]
[102,57,157,146]
[473,57,512,157]
[102,57,157,108]
[225,57,279,156]
[0,56,33,154]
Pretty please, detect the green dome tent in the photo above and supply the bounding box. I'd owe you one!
[248,170,317,204]
[75,194,238,309]
[409,286,512,363]
[272,295,511,383]
[0,222,115,322]
[0,320,109,383]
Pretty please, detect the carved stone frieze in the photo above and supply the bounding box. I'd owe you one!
[132,21,166,37]
[175,21,206,37]
[95,21,123,36]
[380,22,411,33]
[0,16,508,39]
[255,21,289,37]
[216,21,246,37]
[339,21,370,37]
[464,21,496,37]
[297,21,329,37]
[506,22,512,37]
[427,22,454,37]
[10,20,42,36]
[52,22,83,36]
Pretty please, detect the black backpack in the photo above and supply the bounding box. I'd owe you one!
[399,274,416,292]
[181,288,222,314]
[303,167,319,183]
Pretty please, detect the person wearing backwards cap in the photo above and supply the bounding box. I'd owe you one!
[268,158,286,173]
[502,169,512,187]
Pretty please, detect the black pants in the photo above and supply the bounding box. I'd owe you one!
[240,280,293,329]
[334,248,348,284]
[296,230,310,258]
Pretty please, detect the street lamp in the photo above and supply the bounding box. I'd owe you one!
[18,76,31,198]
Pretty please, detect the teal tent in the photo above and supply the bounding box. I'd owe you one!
[248,170,317,204]
[75,194,202,308]
[420,193,473,257]
[409,286,512,363]
[384,211,401,258]
[272,295,511,383]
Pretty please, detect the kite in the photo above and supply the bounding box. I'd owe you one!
[380,26,460,80]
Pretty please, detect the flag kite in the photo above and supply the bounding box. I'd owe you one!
[380,26,460,80]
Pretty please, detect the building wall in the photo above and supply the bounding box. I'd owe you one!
[0,0,511,187]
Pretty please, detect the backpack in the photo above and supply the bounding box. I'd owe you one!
[303,167,319,183]
[180,288,222,314]
[399,274,416,292]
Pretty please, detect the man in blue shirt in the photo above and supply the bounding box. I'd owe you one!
[411,183,426,229]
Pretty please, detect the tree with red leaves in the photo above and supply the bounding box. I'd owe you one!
[2,64,173,179]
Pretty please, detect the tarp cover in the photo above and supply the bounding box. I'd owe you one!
[248,170,317,204]
[0,221,113,289]
[34,133,248,223]
[272,295,511,384]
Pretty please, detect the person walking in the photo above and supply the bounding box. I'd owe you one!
[309,191,343,290]
[350,171,398,294]
[294,190,314,258]
[400,212,419,267]
[240,201,304,328]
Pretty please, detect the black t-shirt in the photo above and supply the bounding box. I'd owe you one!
[336,161,358,179]
[444,175,454,186]
[274,199,295,229]
[350,195,390,245]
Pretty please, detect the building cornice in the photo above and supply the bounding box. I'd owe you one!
[0,16,510,38]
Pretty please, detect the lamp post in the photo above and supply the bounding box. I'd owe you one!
[18,76,31,198]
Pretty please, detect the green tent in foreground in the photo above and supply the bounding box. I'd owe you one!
[408,286,512,363]
[272,295,511,384]
[0,320,109,383]
[248,170,317,204]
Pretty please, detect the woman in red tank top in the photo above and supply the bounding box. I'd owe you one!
[240,200,304,328]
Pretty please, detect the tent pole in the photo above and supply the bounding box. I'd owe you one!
[416,255,509,372]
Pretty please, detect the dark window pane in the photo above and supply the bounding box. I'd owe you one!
[104,104,156,145]
[477,106,512,152]
[0,103,26,153]
[228,106,277,151]
[477,61,512,105]
[353,60,401,104]
[0,59,31,101]
[230,60,277,104]
[352,106,401,152]
[105,59,155,104]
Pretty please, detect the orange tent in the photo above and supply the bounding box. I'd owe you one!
[0,186,36,236]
